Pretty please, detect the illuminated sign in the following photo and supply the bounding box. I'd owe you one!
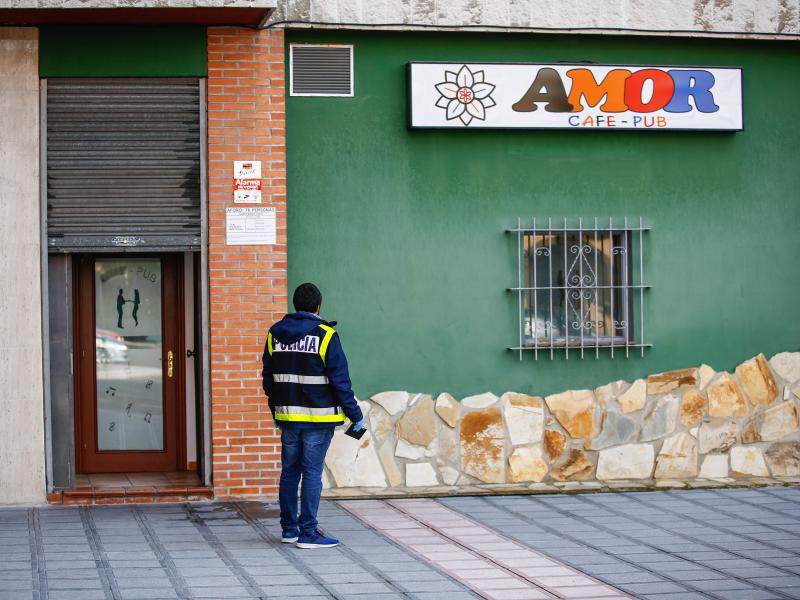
[408,63,743,130]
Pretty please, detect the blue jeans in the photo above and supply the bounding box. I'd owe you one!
[278,427,334,535]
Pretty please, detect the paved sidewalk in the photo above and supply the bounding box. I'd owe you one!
[0,487,799,600]
[442,487,800,600]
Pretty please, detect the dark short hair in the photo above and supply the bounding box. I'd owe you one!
[293,283,322,312]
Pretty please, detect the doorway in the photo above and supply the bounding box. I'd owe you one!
[73,254,186,473]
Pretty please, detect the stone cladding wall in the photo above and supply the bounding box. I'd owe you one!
[207,27,286,498]
[323,352,800,491]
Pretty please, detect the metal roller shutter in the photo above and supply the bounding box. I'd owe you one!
[46,78,203,251]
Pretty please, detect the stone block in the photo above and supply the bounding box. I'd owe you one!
[770,352,800,384]
[617,379,647,413]
[543,429,566,462]
[460,406,505,483]
[378,442,402,487]
[595,380,630,409]
[640,394,679,441]
[439,465,459,486]
[508,445,548,483]
[699,454,729,478]
[730,446,770,477]
[597,443,655,480]
[736,354,778,406]
[588,411,637,450]
[551,449,594,481]
[438,424,459,464]
[707,373,748,417]
[461,392,499,409]
[655,432,698,479]
[741,401,799,443]
[698,420,738,454]
[435,393,459,427]
[544,389,595,438]
[325,431,387,488]
[501,392,544,446]
[764,442,800,476]
[395,438,433,460]
[680,389,707,427]
[371,391,409,416]
[368,405,393,443]
[405,463,439,487]
[698,364,716,390]
[396,394,436,447]
[647,368,697,395]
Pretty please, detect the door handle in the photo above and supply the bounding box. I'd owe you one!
[167,350,174,378]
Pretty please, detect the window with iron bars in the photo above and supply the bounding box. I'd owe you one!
[509,217,651,359]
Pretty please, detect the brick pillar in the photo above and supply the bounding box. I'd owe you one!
[207,27,286,498]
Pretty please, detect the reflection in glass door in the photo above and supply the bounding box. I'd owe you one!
[95,258,164,451]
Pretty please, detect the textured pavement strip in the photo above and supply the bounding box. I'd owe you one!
[339,497,633,600]
[440,488,800,600]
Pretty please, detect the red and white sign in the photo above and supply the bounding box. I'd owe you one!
[233,160,262,203]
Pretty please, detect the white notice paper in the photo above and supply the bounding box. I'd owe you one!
[225,207,276,246]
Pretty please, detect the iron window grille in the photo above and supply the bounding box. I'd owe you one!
[508,217,651,360]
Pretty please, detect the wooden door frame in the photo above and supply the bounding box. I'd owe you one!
[73,253,187,474]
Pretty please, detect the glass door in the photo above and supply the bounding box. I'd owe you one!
[75,254,184,473]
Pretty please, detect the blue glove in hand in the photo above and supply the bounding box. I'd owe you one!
[353,419,364,432]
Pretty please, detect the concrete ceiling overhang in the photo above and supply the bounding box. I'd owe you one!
[0,4,276,28]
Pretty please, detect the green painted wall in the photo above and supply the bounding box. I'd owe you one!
[286,31,800,400]
[40,26,207,77]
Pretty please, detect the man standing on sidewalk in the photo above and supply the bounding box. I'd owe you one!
[262,283,364,549]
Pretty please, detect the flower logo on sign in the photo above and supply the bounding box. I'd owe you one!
[434,65,496,126]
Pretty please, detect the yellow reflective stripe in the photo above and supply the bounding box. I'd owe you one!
[274,412,345,423]
[318,325,336,365]
[267,332,273,356]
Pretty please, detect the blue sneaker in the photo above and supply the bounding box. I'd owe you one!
[296,529,339,549]
[281,529,299,543]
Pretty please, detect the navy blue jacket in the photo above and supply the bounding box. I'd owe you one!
[262,312,363,429]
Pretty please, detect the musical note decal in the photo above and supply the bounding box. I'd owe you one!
[105,386,117,397]
[144,412,152,423]
[109,422,116,432]
[145,380,153,389]
[125,402,133,417]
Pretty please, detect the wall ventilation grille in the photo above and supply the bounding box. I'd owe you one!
[290,45,353,97]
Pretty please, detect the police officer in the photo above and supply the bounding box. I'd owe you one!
[262,283,364,548]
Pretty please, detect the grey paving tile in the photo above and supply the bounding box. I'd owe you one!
[260,585,328,597]
[181,576,243,587]
[619,582,691,594]
[0,571,33,581]
[659,569,728,581]
[713,591,784,600]
[46,579,103,590]
[749,576,800,588]
[0,582,33,591]
[0,592,35,600]
[186,588,249,599]
[600,571,666,584]
[316,572,380,584]
[114,578,173,589]
[117,590,179,600]
[328,582,394,595]
[639,593,712,599]
[48,591,107,600]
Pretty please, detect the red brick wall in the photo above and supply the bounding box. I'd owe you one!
[207,27,286,498]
